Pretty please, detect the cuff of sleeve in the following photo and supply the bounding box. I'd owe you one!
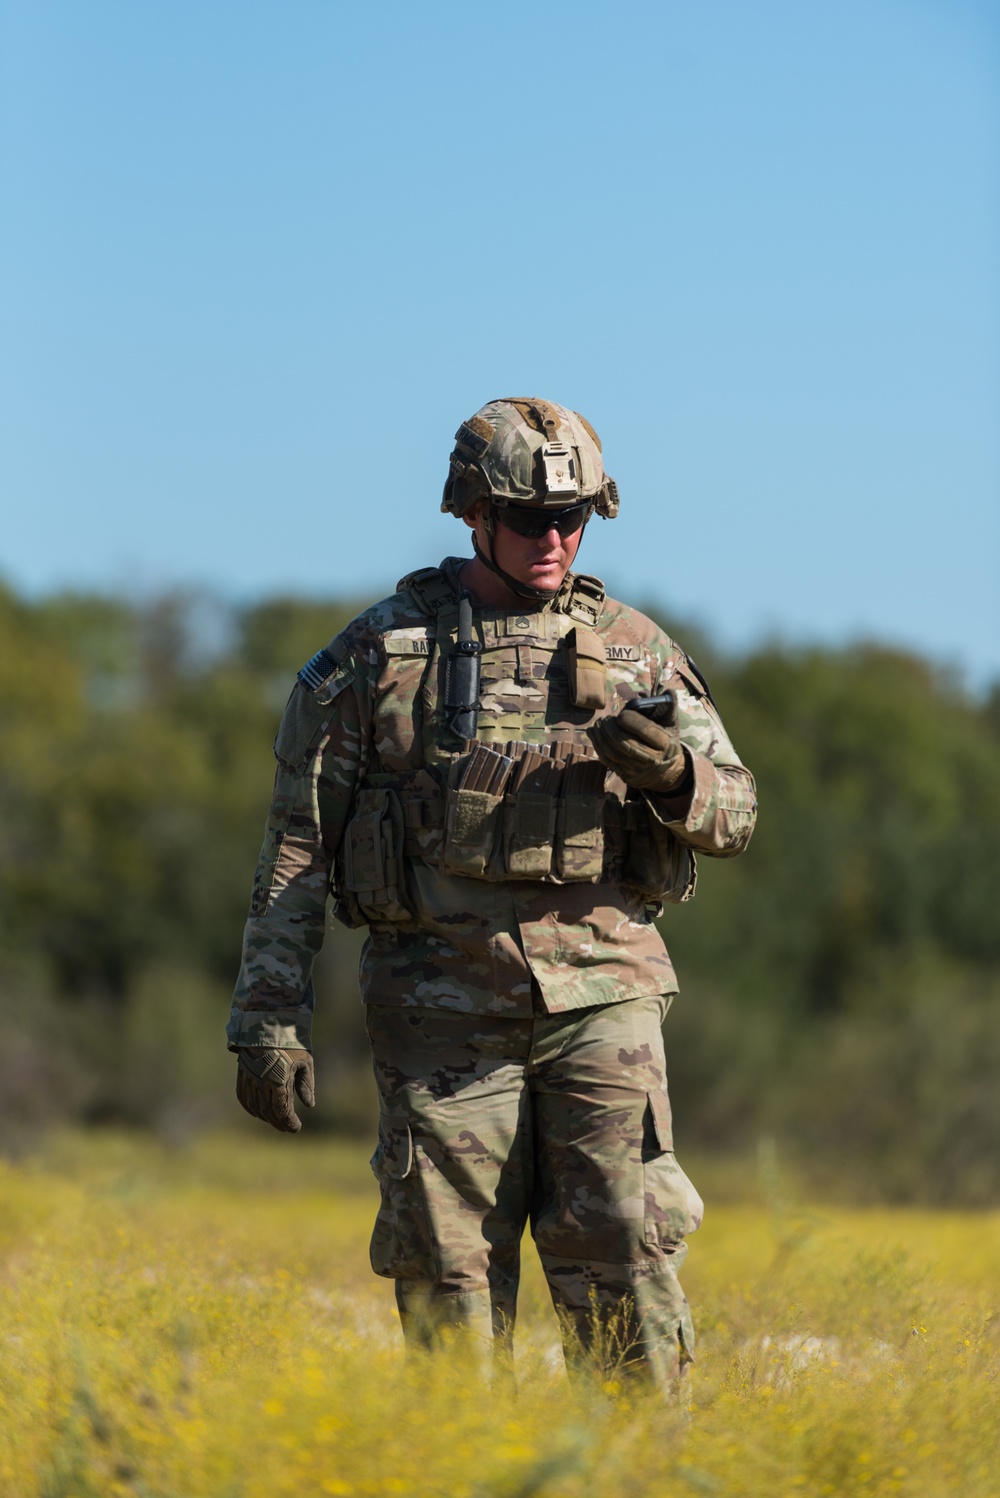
[226,1009,313,1052]
[642,749,714,831]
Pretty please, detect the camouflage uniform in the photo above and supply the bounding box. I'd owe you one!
[366,997,703,1381]
[230,401,756,1382]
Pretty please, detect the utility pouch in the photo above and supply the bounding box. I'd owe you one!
[554,754,607,882]
[566,626,607,711]
[622,802,698,905]
[341,787,414,923]
[441,743,511,877]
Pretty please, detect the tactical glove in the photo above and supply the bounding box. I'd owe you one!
[587,708,689,793]
[236,1047,315,1133]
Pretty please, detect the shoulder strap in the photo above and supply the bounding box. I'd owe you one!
[396,564,458,619]
[681,651,718,709]
[400,559,604,627]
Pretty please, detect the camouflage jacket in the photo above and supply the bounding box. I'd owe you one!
[228,560,756,1050]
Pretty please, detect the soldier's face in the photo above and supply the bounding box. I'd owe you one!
[466,505,584,594]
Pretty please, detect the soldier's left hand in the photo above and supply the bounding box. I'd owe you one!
[587,707,688,793]
[236,1047,316,1133]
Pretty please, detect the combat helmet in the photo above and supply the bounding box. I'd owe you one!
[441,397,619,600]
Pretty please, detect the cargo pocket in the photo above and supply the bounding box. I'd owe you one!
[554,792,605,882]
[504,792,557,878]
[442,787,504,876]
[274,666,353,770]
[369,1113,438,1281]
[249,786,294,917]
[714,779,758,855]
[643,1090,704,1247]
[370,1110,413,1181]
[341,788,414,924]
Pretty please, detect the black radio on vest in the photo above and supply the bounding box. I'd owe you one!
[444,591,483,741]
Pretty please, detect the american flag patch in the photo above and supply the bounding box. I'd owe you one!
[297,648,338,692]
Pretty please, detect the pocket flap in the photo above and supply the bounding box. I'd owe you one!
[274,666,353,769]
[567,627,607,711]
[647,1089,674,1153]
[511,790,558,844]
[569,626,605,667]
[447,788,503,846]
[375,1112,413,1180]
[343,809,384,891]
[561,791,604,847]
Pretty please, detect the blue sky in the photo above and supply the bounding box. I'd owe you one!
[2,0,998,684]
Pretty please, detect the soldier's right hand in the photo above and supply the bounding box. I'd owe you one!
[236,1047,316,1133]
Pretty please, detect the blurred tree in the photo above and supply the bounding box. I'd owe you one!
[0,582,997,1200]
[656,637,1000,1011]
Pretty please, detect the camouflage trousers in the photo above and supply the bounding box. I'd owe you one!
[365,997,703,1386]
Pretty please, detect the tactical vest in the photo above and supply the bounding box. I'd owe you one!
[333,563,695,928]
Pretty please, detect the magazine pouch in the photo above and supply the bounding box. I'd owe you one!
[441,744,508,876]
[554,754,607,881]
[504,791,557,879]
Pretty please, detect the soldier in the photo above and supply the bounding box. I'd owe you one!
[229,398,756,1385]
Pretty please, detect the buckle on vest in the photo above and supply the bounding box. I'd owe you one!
[564,571,605,626]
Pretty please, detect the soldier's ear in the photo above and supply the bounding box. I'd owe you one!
[461,502,482,531]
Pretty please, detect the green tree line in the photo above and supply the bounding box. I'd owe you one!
[1,581,997,1201]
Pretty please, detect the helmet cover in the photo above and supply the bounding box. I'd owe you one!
[441,398,620,520]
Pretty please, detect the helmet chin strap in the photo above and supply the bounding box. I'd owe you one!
[472,532,561,604]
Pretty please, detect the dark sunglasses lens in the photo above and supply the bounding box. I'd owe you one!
[502,505,587,539]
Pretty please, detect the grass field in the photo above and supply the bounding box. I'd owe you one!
[0,1130,995,1497]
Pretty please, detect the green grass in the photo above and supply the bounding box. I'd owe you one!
[0,1130,995,1496]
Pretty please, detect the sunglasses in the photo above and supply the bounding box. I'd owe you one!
[497,503,592,540]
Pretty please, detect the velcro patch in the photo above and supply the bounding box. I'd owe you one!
[605,644,642,663]
[454,420,491,458]
[384,631,434,656]
[298,648,339,691]
[505,614,542,635]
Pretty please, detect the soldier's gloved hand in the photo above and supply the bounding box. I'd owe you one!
[236,1047,316,1133]
[587,708,688,793]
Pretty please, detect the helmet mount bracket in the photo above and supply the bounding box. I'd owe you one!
[540,441,579,499]
[441,398,620,560]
